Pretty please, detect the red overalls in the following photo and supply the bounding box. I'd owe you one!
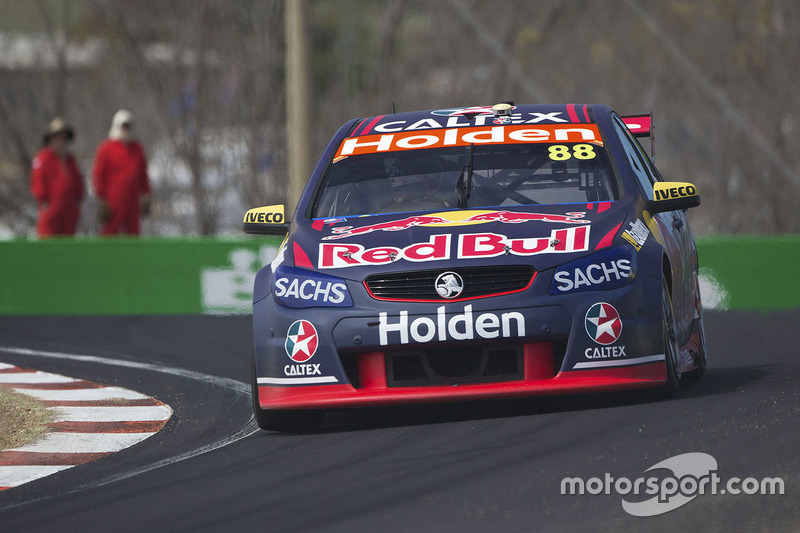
[30,147,84,237]
[92,139,150,235]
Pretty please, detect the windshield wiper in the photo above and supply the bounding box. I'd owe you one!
[455,143,475,208]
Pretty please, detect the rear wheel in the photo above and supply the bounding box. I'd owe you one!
[251,349,324,432]
[662,277,681,396]
[687,273,707,379]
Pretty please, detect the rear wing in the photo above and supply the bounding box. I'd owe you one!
[622,113,655,160]
[621,114,651,137]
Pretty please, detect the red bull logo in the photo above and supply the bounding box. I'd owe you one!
[322,210,588,240]
[319,226,590,269]
[463,211,587,224]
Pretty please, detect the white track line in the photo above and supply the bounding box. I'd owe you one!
[0,362,15,370]
[0,372,78,383]
[15,387,150,402]
[50,405,172,422]
[9,433,157,454]
[0,346,249,393]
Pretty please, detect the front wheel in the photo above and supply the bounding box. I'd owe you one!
[662,277,682,396]
[687,273,707,379]
[686,314,707,379]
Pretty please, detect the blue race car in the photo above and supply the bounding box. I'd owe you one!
[244,103,706,431]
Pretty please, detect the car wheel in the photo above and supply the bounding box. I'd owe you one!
[251,348,324,432]
[687,312,707,380]
[662,277,681,396]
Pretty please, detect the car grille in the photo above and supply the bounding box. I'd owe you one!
[338,340,568,389]
[364,265,535,301]
[386,345,524,386]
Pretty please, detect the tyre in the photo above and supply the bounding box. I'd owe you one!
[687,312,707,380]
[662,277,681,396]
[686,272,707,380]
[251,349,324,432]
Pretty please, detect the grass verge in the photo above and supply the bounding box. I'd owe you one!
[0,385,52,450]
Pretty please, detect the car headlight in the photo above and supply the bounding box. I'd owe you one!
[549,246,637,295]
[272,265,353,308]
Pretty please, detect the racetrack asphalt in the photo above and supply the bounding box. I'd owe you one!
[0,311,797,532]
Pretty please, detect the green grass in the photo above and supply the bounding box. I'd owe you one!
[0,385,52,450]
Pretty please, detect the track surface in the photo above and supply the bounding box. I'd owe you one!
[0,311,797,532]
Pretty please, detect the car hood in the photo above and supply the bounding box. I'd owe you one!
[288,202,629,280]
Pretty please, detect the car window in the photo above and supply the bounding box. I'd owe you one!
[312,142,620,218]
[632,136,662,182]
[612,116,655,200]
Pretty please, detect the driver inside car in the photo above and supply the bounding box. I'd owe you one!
[382,157,452,213]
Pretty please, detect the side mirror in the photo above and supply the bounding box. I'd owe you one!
[243,205,289,235]
[650,182,701,213]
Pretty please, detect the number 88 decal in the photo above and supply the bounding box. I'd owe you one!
[548,144,596,161]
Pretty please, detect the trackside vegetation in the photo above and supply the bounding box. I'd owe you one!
[0,386,51,450]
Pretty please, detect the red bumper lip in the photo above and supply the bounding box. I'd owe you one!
[258,361,666,410]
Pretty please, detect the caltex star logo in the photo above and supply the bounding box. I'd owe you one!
[585,303,623,345]
[285,320,319,362]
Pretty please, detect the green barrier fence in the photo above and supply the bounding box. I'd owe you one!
[0,236,797,315]
[0,238,282,315]
[696,235,800,311]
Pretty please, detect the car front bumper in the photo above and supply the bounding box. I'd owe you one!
[254,270,666,410]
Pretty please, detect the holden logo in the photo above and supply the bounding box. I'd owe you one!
[584,302,623,345]
[435,271,464,299]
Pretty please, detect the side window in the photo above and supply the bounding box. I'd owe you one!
[612,116,655,200]
[630,131,663,183]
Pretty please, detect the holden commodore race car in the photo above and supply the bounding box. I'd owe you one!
[244,103,706,431]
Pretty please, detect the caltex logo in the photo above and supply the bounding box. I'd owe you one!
[285,320,319,362]
[585,302,622,345]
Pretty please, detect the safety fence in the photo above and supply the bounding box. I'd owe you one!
[0,238,281,315]
[696,235,800,311]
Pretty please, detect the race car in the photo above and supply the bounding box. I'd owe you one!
[244,103,706,431]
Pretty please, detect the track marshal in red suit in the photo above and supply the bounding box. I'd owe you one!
[30,118,84,237]
[92,109,151,235]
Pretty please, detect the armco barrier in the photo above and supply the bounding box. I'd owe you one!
[0,236,797,315]
[0,238,282,315]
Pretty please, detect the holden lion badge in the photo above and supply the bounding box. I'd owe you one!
[435,271,464,299]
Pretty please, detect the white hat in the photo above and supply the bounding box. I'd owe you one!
[109,109,134,140]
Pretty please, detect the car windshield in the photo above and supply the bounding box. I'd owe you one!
[312,142,621,218]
